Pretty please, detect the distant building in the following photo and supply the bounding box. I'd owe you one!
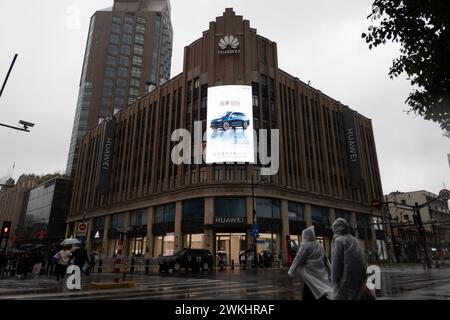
[66,0,173,176]
[20,177,73,243]
[387,190,450,262]
[0,175,38,248]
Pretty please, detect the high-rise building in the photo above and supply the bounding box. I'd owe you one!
[66,0,173,176]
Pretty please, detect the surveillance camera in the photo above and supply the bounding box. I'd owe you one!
[19,120,35,128]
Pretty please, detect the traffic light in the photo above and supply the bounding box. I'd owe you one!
[1,221,11,236]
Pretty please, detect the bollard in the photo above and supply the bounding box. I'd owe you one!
[123,259,129,281]
[130,258,135,274]
[40,262,46,276]
[97,259,103,273]
[10,261,17,277]
[145,259,149,275]
[231,260,234,270]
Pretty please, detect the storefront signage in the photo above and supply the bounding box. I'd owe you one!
[218,35,240,55]
[99,118,116,194]
[214,217,245,224]
[342,108,363,188]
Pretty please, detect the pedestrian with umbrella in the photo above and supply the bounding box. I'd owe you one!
[54,238,78,283]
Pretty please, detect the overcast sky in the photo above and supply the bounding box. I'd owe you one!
[0,0,449,196]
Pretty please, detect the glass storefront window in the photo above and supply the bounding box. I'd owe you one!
[312,206,328,225]
[153,233,175,256]
[111,213,124,229]
[183,234,204,249]
[216,233,246,265]
[357,214,370,227]
[256,233,277,255]
[131,209,147,226]
[182,198,204,220]
[214,197,245,217]
[373,217,384,230]
[335,209,351,223]
[154,203,176,223]
[288,202,304,221]
[128,237,147,256]
[256,198,280,218]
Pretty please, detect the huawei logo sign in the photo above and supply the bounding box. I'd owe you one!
[218,35,241,55]
[218,35,239,50]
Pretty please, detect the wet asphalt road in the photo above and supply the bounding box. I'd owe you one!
[0,264,449,300]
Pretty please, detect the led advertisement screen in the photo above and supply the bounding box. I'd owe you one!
[206,85,254,163]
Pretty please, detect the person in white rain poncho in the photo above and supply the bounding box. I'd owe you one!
[331,218,368,300]
[288,226,333,300]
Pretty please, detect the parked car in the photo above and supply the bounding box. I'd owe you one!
[210,111,250,130]
[158,249,213,273]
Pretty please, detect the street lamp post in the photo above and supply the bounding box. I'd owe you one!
[1,54,35,133]
[431,218,440,268]
[250,174,269,268]
[383,195,399,263]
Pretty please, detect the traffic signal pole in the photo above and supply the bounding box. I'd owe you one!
[414,202,432,269]
[1,222,12,254]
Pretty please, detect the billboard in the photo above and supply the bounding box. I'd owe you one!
[342,107,363,188]
[206,85,254,163]
[99,118,116,194]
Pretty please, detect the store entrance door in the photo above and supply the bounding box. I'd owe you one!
[316,236,331,257]
[216,233,246,266]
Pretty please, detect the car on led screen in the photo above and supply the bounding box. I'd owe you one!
[210,111,250,130]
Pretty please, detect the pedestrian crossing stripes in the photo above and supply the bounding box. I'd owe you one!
[0,275,300,300]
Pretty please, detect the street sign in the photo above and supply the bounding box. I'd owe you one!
[252,224,259,239]
[439,189,450,201]
[77,222,88,237]
[370,199,381,209]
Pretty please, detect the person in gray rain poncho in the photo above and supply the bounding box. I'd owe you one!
[331,218,368,300]
[288,226,333,300]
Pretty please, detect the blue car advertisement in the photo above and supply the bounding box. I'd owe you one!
[206,85,254,163]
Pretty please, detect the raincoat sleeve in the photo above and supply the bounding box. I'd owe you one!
[288,245,309,277]
[331,238,344,289]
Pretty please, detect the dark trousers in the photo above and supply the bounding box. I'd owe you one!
[45,261,55,276]
[302,283,329,301]
[55,264,67,281]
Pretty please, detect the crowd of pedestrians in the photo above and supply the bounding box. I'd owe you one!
[0,241,99,284]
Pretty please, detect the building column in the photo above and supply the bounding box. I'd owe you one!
[174,201,182,251]
[204,197,214,253]
[146,207,154,259]
[123,211,131,257]
[102,215,111,257]
[65,223,70,239]
[350,212,357,230]
[85,218,93,251]
[370,215,378,262]
[329,208,336,225]
[246,196,255,250]
[305,204,312,227]
[280,199,289,265]
[73,221,79,239]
